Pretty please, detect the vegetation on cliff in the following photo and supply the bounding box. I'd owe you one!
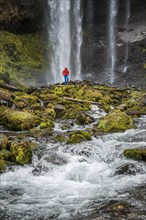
[0,31,48,87]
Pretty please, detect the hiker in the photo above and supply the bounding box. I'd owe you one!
[62,67,69,84]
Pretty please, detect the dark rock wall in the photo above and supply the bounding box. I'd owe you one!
[0,0,145,87]
[82,0,146,88]
[0,0,48,33]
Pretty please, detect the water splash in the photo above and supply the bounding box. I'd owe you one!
[108,0,118,84]
[47,0,82,84]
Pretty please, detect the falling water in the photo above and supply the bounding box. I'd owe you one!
[108,0,118,84]
[123,0,130,73]
[47,0,82,84]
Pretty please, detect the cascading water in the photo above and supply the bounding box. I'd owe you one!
[123,0,130,73]
[108,0,118,84]
[0,105,146,220]
[47,0,82,84]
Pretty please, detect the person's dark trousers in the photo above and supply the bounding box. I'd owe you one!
[64,75,68,84]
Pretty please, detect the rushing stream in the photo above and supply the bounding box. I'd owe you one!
[0,106,146,220]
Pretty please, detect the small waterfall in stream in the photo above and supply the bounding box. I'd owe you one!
[108,0,118,84]
[123,0,130,73]
[47,0,82,84]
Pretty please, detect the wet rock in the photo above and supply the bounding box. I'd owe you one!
[0,134,8,150]
[0,159,7,173]
[10,140,36,165]
[67,130,92,144]
[43,152,67,165]
[54,104,66,118]
[97,109,134,132]
[114,163,144,175]
[75,112,95,125]
[124,148,146,161]
[0,149,14,161]
[55,134,66,142]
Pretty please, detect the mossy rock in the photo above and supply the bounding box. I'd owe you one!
[14,93,40,107]
[44,106,56,119]
[40,119,54,129]
[0,159,7,173]
[66,134,86,144]
[0,149,14,161]
[55,134,66,142]
[66,130,92,144]
[79,131,92,140]
[0,107,36,131]
[75,112,94,125]
[124,148,146,161]
[10,140,36,165]
[97,109,134,132]
[0,134,8,150]
[0,31,47,87]
[122,90,146,113]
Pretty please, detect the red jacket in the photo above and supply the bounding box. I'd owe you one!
[62,68,69,76]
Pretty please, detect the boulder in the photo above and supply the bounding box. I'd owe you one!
[97,109,134,132]
[67,130,92,144]
[124,148,146,161]
[0,149,14,161]
[75,112,94,125]
[10,140,36,165]
[0,106,36,131]
[54,104,66,118]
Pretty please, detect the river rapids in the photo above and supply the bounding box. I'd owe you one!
[0,107,146,220]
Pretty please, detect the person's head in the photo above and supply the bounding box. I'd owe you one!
[65,67,67,70]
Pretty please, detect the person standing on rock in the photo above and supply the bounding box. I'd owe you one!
[62,67,70,84]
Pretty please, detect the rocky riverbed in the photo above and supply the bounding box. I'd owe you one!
[0,81,146,219]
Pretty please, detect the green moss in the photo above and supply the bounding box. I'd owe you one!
[124,148,146,161]
[67,134,86,144]
[97,109,134,132]
[0,107,36,131]
[10,141,35,165]
[0,134,8,150]
[0,159,7,173]
[55,134,66,142]
[40,119,54,129]
[75,112,94,125]
[0,31,47,86]
[79,131,92,140]
[66,130,92,144]
[0,149,14,161]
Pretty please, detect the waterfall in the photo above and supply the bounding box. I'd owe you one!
[108,0,118,84]
[123,0,130,73]
[47,0,82,84]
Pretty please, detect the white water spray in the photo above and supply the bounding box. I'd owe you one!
[47,0,82,84]
[108,0,118,84]
[123,0,130,73]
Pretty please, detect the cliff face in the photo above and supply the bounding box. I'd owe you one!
[0,0,48,87]
[0,0,47,33]
[82,0,146,88]
[0,0,145,87]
